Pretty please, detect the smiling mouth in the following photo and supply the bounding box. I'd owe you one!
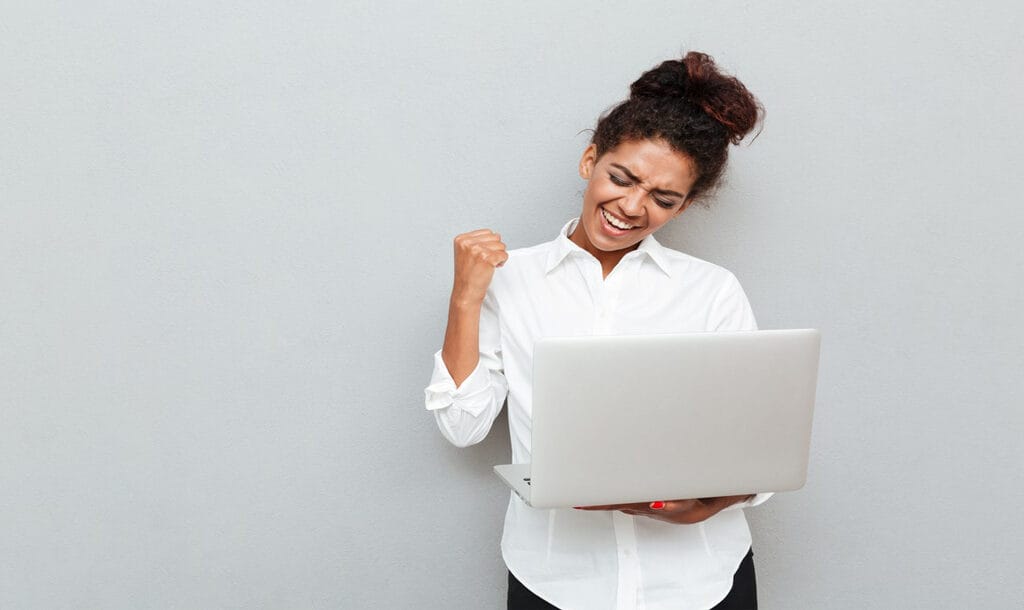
[601,207,638,230]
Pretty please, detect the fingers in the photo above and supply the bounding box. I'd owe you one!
[450,228,509,303]
[661,499,699,511]
[694,495,750,511]
[455,229,508,268]
[454,230,506,251]
[456,229,504,245]
[460,228,501,238]
[639,499,697,517]
[472,247,508,269]
[572,497,738,524]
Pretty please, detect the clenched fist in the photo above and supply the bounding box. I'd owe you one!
[451,229,508,305]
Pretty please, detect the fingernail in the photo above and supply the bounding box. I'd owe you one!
[649,501,666,510]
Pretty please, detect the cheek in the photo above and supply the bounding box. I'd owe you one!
[647,210,678,230]
[586,180,620,203]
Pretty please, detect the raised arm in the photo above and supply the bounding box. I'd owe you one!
[424,230,510,447]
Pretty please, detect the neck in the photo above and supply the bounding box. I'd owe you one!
[568,225,639,279]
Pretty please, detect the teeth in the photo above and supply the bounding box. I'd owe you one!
[602,208,635,230]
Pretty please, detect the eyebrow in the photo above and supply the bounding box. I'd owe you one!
[610,163,686,198]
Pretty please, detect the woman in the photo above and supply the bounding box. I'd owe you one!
[424,51,770,610]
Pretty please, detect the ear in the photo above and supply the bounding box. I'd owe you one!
[578,143,598,180]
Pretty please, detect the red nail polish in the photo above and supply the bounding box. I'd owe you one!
[649,501,666,510]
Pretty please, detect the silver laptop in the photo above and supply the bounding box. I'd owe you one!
[494,329,821,508]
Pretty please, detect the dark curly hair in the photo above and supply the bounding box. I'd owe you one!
[591,51,763,203]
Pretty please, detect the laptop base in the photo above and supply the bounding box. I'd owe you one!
[494,464,532,505]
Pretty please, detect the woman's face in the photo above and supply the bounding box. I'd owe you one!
[571,138,697,258]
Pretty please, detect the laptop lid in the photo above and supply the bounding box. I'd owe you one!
[522,329,820,509]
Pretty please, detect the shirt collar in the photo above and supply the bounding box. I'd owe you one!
[545,217,674,278]
[636,230,674,277]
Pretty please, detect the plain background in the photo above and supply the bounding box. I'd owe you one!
[3,1,1023,608]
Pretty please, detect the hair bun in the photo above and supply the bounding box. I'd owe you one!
[629,52,761,144]
[629,59,690,100]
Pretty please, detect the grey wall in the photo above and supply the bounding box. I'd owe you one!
[3,1,1022,608]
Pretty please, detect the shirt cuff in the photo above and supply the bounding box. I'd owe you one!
[423,350,494,416]
[725,491,774,511]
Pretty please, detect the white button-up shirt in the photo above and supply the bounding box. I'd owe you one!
[425,218,772,610]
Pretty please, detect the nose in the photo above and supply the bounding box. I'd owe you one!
[619,188,645,217]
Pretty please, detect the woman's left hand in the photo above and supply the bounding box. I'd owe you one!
[574,495,754,525]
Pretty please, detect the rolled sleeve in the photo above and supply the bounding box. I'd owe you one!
[424,350,497,417]
[424,290,509,448]
[723,491,774,512]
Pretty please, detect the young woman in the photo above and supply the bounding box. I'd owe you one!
[425,51,770,610]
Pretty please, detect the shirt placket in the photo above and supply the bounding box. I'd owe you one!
[613,511,641,610]
[581,256,642,608]
[590,261,624,335]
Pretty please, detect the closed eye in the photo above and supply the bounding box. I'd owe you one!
[610,173,677,208]
[608,173,631,187]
